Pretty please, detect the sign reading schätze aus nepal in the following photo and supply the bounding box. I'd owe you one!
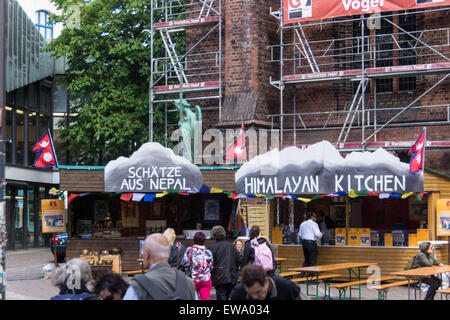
[283,0,450,25]
[235,141,423,195]
[104,142,203,192]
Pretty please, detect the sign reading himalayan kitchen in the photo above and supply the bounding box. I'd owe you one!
[104,142,203,193]
[235,141,424,195]
[283,0,450,25]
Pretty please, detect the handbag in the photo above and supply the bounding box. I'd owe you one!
[179,247,193,277]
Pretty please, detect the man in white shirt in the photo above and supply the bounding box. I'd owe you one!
[298,212,325,271]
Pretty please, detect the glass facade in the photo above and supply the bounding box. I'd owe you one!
[5,185,54,250]
[4,80,57,250]
[6,81,52,167]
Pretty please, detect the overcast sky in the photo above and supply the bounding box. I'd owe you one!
[16,0,63,38]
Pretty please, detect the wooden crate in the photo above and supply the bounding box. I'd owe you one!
[80,254,98,265]
[99,254,122,274]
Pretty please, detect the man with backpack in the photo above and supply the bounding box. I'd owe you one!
[242,225,277,276]
[123,233,197,300]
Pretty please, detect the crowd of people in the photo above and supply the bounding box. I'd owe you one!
[49,224,304,300]
[49,213,445,301]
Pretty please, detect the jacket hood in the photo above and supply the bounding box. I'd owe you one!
[419,242,429,253]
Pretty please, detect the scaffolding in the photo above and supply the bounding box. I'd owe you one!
[269,3,450,150]
[150,0,223,145]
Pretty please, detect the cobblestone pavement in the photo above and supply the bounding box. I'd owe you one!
[2,248,447,300]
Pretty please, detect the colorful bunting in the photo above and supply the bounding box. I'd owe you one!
[67,193,79,204]
[401,192,414,199]
[120,193,133,201]
[132,193,146,202]
[143,194,156,202]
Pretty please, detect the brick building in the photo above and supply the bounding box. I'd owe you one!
[151,0,450,174]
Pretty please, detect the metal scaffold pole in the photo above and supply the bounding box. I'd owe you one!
[0,0,7,301]
[149,0,155,142]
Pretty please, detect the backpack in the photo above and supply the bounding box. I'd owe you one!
[51,292,99,300]
[134,270,189,300]
[251,237,274,272]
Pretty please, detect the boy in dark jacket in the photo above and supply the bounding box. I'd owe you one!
[208,225,241,300]
[242,225,277,275]
[230,264,305,300]
[412,242,444,300]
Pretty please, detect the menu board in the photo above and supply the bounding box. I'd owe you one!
[41,199,66,233]
[408,233,418,247]
[359,228,371,246]
[348,228,360,246]
[384,233,393,247]
[335,228,347,246]
[437,199,450,236]
[417,229,429,242]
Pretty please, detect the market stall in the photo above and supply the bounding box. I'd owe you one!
[235,140,449,278]
[64,142,238,272]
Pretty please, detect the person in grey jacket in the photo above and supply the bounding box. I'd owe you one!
[123,233,197,300]
[412,241,444,300]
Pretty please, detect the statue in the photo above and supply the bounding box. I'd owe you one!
[173,98,202,163]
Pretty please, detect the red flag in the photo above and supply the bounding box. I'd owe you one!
[68,193,79,204]
[32,129,58,168]
[409,128,426,174]
[224,121,247,160]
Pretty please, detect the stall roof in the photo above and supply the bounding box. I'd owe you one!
[58,165,238,193]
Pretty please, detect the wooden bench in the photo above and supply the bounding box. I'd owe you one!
[291,273,340,283]
[329,276,395,300]
[292,274,340,298]
[437,288,450,300]
[372,280,418,300]
[279,271,301,279]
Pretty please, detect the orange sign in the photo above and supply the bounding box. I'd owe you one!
[437,199,450,236]
[41,199,66,233]
[283,0,450,25]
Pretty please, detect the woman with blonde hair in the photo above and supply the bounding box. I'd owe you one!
[233,239,245,278]
[163,228,186,269]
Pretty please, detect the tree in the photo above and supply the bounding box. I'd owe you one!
[47,0,184,165]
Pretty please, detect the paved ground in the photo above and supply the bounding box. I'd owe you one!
[2,248,447,300]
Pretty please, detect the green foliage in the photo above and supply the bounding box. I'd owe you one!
[47,0,185,165]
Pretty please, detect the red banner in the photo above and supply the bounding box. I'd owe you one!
[283,0,450,25]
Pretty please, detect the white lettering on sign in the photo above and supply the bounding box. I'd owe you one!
[342,0,384,12]
[243,174,407,194]
[120,166,189,191]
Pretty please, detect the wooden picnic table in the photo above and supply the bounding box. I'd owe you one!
[288,262,378,300]
[391,265,450,300]
[275,257,287,273]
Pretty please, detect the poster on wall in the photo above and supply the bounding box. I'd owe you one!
[235,141,423,194]
[436,199,450,236]
[121,202,140,228]
[283,0,450,25]
[41,199,66,233]
[203,198,221,224]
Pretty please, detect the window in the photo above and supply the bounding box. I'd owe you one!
[35,10,53,40]
[15,110,25,165]
[28,113,37,166]
[375,15,393,93]
[398,13,417,91]
[5,108,13,164]
[39,86,51,113]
